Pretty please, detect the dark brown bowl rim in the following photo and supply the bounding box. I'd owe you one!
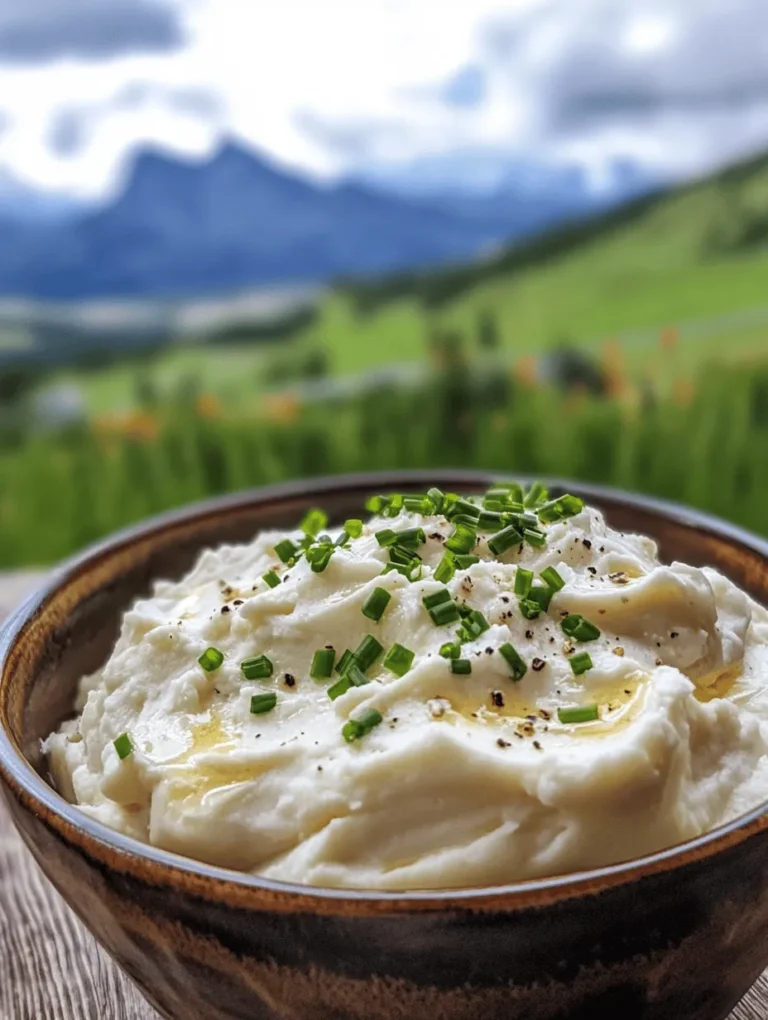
[2,470,768,912]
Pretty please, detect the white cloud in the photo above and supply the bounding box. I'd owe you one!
[0,0,766,198]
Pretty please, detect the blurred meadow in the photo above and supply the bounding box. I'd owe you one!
[1,1,768,567]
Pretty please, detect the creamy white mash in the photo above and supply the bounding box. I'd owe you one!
[44,486,768,890]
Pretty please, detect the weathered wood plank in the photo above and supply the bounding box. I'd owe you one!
[0,571,765,1019]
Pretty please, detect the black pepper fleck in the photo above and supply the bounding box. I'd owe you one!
[532,658,546,672]
[220,606,230,614]
[284,674,296,687]
[583,539,592,550]
[501,596,510,604]
[533,740,542,750]
[491,690,505,708]
[525,630,534,639]
[497,738,511,748]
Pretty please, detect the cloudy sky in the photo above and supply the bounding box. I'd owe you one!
[0,0,767,199]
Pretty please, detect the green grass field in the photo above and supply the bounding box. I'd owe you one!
[37,149,768,414]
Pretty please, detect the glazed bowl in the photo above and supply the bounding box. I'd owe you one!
[1,471,768,1020]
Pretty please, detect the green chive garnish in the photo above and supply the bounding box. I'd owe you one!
[439,641,461,659]
[451,658,472,675]
[523,528,547,548]
[362,586,392,622]
[445,523,477,555]
[488,525,522,557]
[430,601,461,626]
[519,585,553,620]
[274,539,298,564]
[403,495,436,514]
[353,635,384,672]
[541,567,565,591]
[537,494,585,524]
[396,527,426,549]
[300,507,328,537]
[306,541,334,573]
[342,708,383,743]
[427,487,445,512]
[383,643,415,677]
[328,676,351,700]
[250,692,277,715]
[423,588,452,610]
[375,528,397,547]
[335,649,354,675]
[514,568,533,597]
[263,569,281,589]
[447,498,481,520]
[344,518,363,538]
[241,654,273,680]
[311,648,335,680]
[569,652,594,675]
[477,510,504,532]
[499,642,527,681]
[457,609,490,642]
[198,647,224,672]
[558,703,599,724]
[523,482,549,508]
[434,551,456,583]
[561,615,601,642]
[455,554,480,568]
[114,732,133,760]
[345,663,371,688]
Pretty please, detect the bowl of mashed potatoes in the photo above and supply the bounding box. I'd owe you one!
[1,472,768,1020]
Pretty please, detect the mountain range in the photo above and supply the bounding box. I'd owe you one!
[0,141,654,300]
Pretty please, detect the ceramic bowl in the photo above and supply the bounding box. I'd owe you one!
[1,472,768,1020]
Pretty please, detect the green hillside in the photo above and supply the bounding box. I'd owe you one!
[46,149,768,413]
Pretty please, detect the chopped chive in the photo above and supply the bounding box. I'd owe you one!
[458,609,490,642]
[335,649,354,675]
[447,498,481,520]
[519,585,553,620]
[311,647,335,680]
[541,566,565,591]
[499,642,528,681]
[198,647,224,672]
[345,663,371,688]
[306,542,334,573]
[274,539,298,564]
[558,703,599,724]
[439,641,461,659]
[300,507,328,537]
[451,658,472,675]
[328,676,351,700]
[537,494,585,524]
[389,544,421,567]
[451,514,483,529]
[263,569,281,589]
[488,525,523,557]
[445,523,477,554]
[523,528,547,548]
[362,586,392,622]
[427,487,445,512]
[375,528,398,547]
[477,510,504,532]
[366,495,387,513]
[561,614,601,642]
[430,600,461,626]
[569,652,594,676]
[423,588,452,610]
[241,654,273,680]
[455,554,480,568]
[483,499,507,513]
[494,480,525,503]
[353,635,384,672]
[514,567,533,597]
[113,732,133,760]
[250,692,277,715]
[382,561,421,581]
[383,643,415,677]
[395,527,427,549]
[523,482,549,508]
[403,495,436,514]
[344,518,363,539]
[342,708,383,743]
[434,551,456,583]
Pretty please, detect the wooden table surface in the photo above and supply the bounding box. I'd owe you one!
[0,571,767,1020]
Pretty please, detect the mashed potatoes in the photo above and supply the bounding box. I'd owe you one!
[44,484,768,890]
